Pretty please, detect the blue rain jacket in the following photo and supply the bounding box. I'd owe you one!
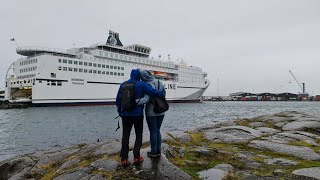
[116,69,164,117]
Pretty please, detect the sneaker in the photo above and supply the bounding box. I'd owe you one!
[147,151,158,158]
[156,151,162,156]
[121,159,128,166]
[134,156,144,163]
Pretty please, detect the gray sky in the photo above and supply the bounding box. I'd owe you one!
[1,0,320,96]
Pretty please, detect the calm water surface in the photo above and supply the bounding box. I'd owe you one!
[1,101,320,161]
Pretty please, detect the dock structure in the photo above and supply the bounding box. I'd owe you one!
[229,92,306,101]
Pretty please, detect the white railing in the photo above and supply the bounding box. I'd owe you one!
[17,46,75,55]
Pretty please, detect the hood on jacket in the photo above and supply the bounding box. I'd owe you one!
[130,69,141,81]
[140,69,155,82]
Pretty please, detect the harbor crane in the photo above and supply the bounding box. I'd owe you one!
[289,70,309,101]
[289,70,306,94]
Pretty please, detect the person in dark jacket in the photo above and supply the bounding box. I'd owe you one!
[116,69,164,166]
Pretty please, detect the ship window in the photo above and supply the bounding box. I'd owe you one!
[110,53,113,58]
[121,73,124,76]
[68,67,73,71]
[79,61,83,65]
[51,81,56,86]
[93,63,97,67]
[57,81,62,86]
[89,70,92,73]
[114,66,117,69]
[74,68,78,72]
[106,65,109,68]
[89,63,92,66]
[98,64,101,67]
[118,73,121,76]
[110,72,113,75]
[58,59,62,63]
[106,71,109,75]
[110,66,113,69]
[58,66,62,70]
[74,61,78,65]
[115,54,118,58]
[63,59,67,63]
[118,67,120,70]
[68,60,72,64]
[84,69,88,73]
[84,62,88,66]
[102,64,105,68]
[114,72,117,76]
[93,70,96,74]
[102,71,105,74]
[98,70,101,74]
[121,67,124,70]
[63,67,67,71]
[79,68,83,72]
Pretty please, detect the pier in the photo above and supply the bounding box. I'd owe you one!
[0,100,28,109]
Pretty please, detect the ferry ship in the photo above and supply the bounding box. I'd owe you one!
[4,31,210,106]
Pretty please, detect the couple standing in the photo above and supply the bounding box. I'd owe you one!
[116,69,166,166]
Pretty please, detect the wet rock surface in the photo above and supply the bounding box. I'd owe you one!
[292,167,320,180]
[2,111,320,179]
[249,140,320,160]
[204,125,262,143]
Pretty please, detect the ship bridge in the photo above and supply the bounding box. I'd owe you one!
[17,46,76,58]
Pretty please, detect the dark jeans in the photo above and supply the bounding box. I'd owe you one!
[120,116,143,160]
[146,115,164,154]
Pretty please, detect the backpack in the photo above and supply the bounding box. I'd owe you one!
[120,81,137,112]
[151,80,169,113]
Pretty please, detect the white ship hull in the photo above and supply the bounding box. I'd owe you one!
[5,32,209,106]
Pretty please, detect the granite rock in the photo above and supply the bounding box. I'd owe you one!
[282,121,320,131]
[89,159,118,172]
[53,170,89,180]
[256,127,281,135]
[264,158,298,166]
[198,168,227,180]
[292,167,320,180]
[204,126,262,143]
[249,122,265,128]
[249,140,320,160]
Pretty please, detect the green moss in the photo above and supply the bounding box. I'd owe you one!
[77,143,87,148]
[222,171,241,180]
[252,156,265,164]
[236,119,251,127]
[41,163,59,180]
[288,141,320,152]
[92,170,113,179]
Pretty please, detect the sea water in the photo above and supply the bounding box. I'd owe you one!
[1,101,320,161]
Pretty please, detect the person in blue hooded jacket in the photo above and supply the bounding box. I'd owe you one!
[137,69,166,157]
[116,69,164,166]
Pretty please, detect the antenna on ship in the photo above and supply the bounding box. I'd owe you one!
[10,37,20,47]
[168,54,171,61]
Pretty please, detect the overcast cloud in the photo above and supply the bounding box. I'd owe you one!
[1,0,320,95]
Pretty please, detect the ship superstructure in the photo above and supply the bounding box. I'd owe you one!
[4,31,209,106]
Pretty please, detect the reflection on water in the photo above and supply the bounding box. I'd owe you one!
[1,101,320,160]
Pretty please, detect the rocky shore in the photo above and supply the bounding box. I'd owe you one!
[2,111,320,179]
